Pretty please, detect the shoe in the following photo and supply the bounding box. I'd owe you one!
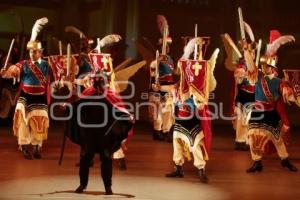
[166,165,184,178]
[281,159,298,172]
[164,131,173,143]
[246,160,263,173]
[105,186,113,195]
[118,158,127,170]
[75,184,86,193]
[198,169,208,183]
[153,131,165,141]
[32,145,41,159]
[21,145,33,160]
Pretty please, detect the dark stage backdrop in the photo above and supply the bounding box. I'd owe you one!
[0,0,300,126]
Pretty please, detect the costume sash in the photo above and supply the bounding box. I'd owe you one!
[261,75,274,103]
[26,60,47,86]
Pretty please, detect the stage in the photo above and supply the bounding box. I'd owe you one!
[0,122,299,200]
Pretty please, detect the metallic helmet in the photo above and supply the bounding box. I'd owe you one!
[260,55,278,68]
[26,40,42,50]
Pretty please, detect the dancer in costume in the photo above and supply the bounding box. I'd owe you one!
[166,35,219,183]
[1,18,51,159]
[221,8,258,150]
[245,30,298,173]
[87,36,145,169]
[73,70,134,194]
[149,15,176,141]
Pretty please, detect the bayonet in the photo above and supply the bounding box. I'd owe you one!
[3,38,15,71]
[66,43,71,77]
[238,7,246,40]
[161,26,168,55]
[194,24,198,60]
[255,39,262,66]
[97,38,101,53]
[198,38,203,60]
[59,40,62,56]
[155,50,159,85]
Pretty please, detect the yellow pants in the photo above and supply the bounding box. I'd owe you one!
[149,92,174,133]
[233,106,248,143]
[172,130,208,170]
[248,128,288,161]
[13,102,49,147]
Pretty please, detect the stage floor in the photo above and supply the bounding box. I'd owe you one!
[0,122,299,200]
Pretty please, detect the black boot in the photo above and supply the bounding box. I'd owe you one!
[198,169,208,183]
[21,145,33,160]
[153,130,164,141]
[117,158,127,171]
[246,160,263,173]
[105,186,113,195]
[166,165,184,178]
[75,184,86,193]
[32,145,41,159]
[164,131,173,143]
[152,130,159,140]
[281,158,298,172]
[235,142,249,151]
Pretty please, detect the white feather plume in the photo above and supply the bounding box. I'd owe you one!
[266,35,295,56]
[157,15,168,36]
[65,26,86,38]
[243,21,255,42]
[181,37,199,59]
[30,17,48,41]
[94,34,122,50]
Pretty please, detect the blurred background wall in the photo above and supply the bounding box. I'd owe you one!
[0,0,300,126]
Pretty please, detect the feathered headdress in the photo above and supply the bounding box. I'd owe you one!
[265,30,295,57]
[243,21,255,42]
[181,37,199,59]
[26,17,48,50]
[93,34,122,53]
[156,15,172,44]
[260,30,295,68]
[65,26,87,38]
[65,25,94,52]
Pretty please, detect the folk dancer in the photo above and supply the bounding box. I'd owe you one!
[149,15,176,141]
[166,37,219,183]
[221,14,257,150]
[0,18,52,159]
[246,30,298,173]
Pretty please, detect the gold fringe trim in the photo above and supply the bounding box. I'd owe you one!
[178,60,211,104]
[13,106,49,141]
[176,138,192,161]
[13,102,27,136]
[28,110,49,141]
[248,129,269,156]
[199,139,209,160]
